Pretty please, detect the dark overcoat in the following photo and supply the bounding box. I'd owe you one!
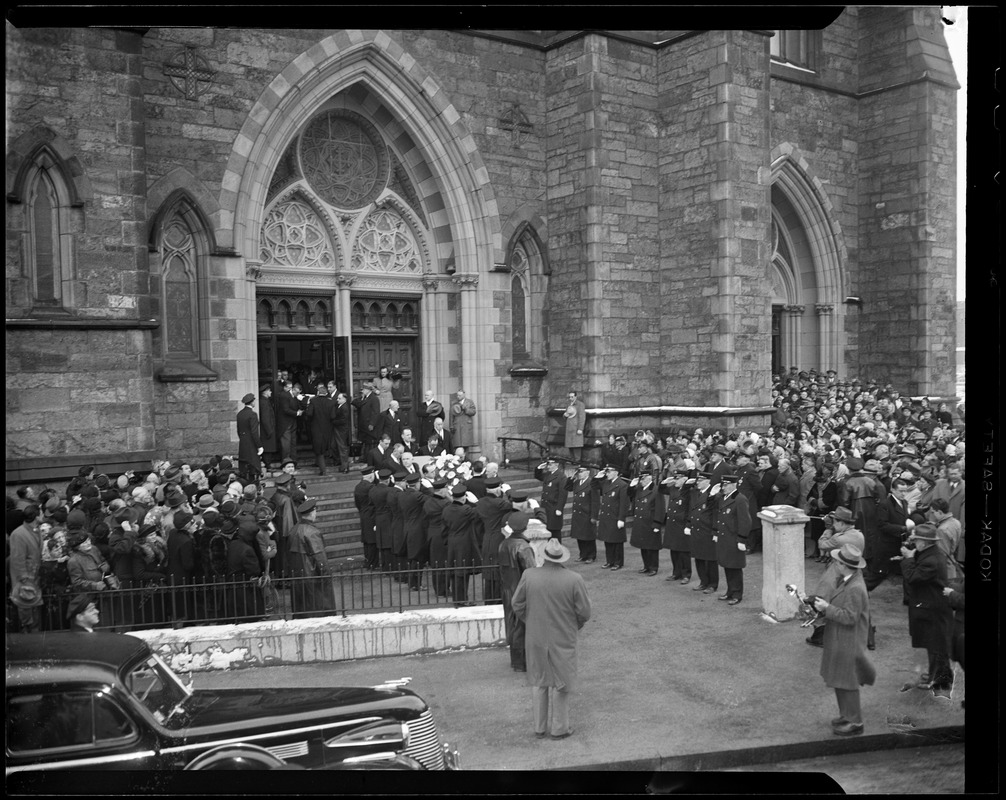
[423,495,450,568]
[686,488,717,562]
[596,478,630,543]
[476,494,514,569]
[876,494,913,562]
[400,488,428,561]
[306,395,335,456]
[714,490,751,569]
[540,469,569,534]
[629,480,665,551]
[442,500,480,568]
[819,570,877,690]
[417,400,446,445]
[661,483,690,551]
[388,487,406,556]
[236,406,262,473]
[353,478,376,545]
[901,544,954,652]
[352,392,382,442]
[259,394,277,453]
[569,476,600,541]
[511,562,591,690]
[369,482,393,550]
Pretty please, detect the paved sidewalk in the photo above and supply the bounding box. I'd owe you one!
[196,551,965,776]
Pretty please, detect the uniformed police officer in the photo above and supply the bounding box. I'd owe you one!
[596,464,630,570]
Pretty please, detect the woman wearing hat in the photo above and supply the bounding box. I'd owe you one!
[810,543,876,736]
[511,538,592,740]
[899,524,955,695]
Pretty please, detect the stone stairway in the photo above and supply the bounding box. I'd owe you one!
[263,464,550,567]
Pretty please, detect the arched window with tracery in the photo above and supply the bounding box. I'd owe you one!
[351,207,422,274]
[21,151,77,309]
[506,224,548,363]
[260,196,336,269]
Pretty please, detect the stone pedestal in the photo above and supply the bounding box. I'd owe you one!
[757,505,809,621]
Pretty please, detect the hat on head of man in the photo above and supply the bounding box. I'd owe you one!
[846,457,865,472]
[911,523,939,541]
[173,510,193,530]
[66,593,96,621]
[542,538,571,564]
[829,506,855,524]
[274,473,294,487]
[831,543,867,569]
[298,499,317,515]
[506,511,529,533]
[242,393,255,405]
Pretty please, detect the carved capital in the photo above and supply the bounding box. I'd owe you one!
[783,304,805,315]
[815,303,835,316]
[421,275,441,293]
[335,273,356,288]
[245,263,263,282]
[451,274,479,289]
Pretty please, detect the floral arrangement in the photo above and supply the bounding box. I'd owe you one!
[429,453,476,491]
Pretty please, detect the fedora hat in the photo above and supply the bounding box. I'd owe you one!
[831,543,867,569]
[910,523,939,542]
[829,506,855,524]
[542,538,571,564]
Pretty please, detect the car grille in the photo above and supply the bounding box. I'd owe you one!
[403,710,444,770]
[266,740,309,761]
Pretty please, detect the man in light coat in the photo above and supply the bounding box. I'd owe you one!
[449,389,477,451]
[562,391,586,462]
[498,511,537,672]
[812,543,876,737]
[512,538,592,740]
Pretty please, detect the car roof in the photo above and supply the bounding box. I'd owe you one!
[6,632,151,671]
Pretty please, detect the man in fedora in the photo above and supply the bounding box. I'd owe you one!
[900,523,955,695]
[237,392,264,482]
[811,543,876,736]
[806,507,865,647]
[498,511,537,672]
[8,504,43,632]
[511,538,592,740]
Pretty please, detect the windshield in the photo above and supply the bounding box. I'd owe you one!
[124,652,192,728]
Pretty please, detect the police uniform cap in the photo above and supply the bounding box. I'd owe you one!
[242,393,255,404]
[485,477,501,488]
[509,491,528,502]
[405,473,421,484]
[66,593,96,621]
[451,484,468,497]
[360,466,375,476]
[274,473,294,486]
[433,478,449,489]
[506,511,529,533]
[377,469,393,479]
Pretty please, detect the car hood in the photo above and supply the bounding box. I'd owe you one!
[175,686,427,734]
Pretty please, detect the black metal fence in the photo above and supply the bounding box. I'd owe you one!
[29,562,503,633]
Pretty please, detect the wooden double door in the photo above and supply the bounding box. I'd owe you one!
[351,337,419,432]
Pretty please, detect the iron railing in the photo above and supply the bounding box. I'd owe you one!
[497,436,548,471]
[27,563,503,633]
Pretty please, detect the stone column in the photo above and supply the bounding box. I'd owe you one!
[784,304,805,371]
[757,504,809,621]
[421,275,450,400]
[334,273,354,338]
[815,303,835,373]
[453,273,482,459]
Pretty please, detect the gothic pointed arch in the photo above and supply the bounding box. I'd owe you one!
[507,220,549,364]
[770,143,848,372]
[6,125,92,207]
[220,31,502,274]
[5,128,90,312]
[259,186,343,270]
[148,190,217,380]
[147,168,221,253]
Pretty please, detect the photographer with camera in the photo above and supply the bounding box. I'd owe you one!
[809,543,875,737]
[899,523,955,697]
[805,507,865,648]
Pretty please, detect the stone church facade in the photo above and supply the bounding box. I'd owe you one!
[6,11,959,481]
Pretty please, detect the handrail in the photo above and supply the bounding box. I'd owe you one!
[497,436,548,471]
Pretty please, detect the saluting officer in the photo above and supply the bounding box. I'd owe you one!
[596,463,630,571]
[568,463,600,563]
[629,468,665,576]
[539,455,570,541]
[686,471,719,594]
[714,473,751,605]
[661,468,693,584]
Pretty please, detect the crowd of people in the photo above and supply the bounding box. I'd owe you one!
[5,455,338,635]
[6,366,966,736]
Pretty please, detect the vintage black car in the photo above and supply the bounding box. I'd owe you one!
[6,632,459,777]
